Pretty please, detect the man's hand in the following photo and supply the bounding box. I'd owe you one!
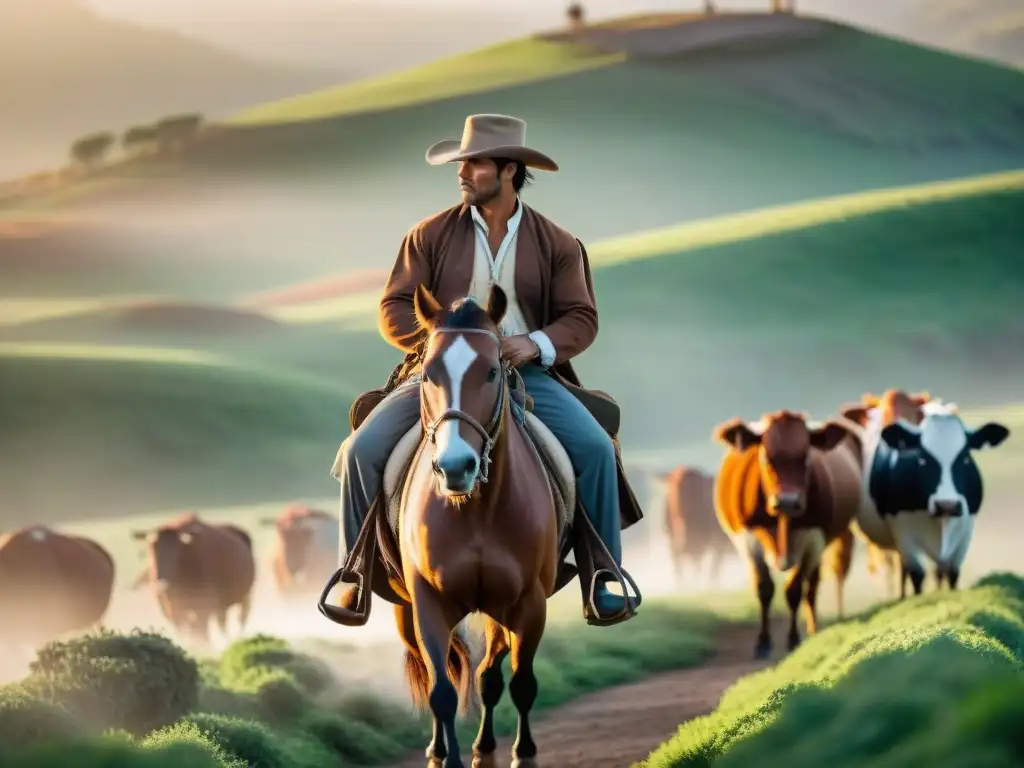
[501,334,540,368]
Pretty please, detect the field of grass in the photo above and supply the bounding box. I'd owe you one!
[639,572,1024,767]
[3,180,1023,524]
[0,602,719,767]
[0,344,357,525]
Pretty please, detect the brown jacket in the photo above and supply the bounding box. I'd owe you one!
[378,202,642,529]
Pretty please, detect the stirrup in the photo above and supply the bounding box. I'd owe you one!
[584,567,641,628]
[317,567,369,627]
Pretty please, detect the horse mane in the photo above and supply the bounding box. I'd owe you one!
[435,297,496,333]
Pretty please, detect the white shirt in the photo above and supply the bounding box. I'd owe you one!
[467,199,557,368]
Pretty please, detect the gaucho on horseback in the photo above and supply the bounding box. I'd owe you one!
[321,113,645,631]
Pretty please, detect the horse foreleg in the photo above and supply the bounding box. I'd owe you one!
[411,576,468,768]
[507,581,546,768]
[472,618,510,768]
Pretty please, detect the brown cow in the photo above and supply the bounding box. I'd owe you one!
[131,513,254,646]
[656,466,733,586]
[259,505,339,598]
[0,525,115,651]
[839,389,952,597]
[713,410,861,660]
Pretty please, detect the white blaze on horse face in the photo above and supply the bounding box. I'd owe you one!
[436,334,480,482]
[920,414,969,514]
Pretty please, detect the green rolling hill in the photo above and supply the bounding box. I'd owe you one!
[3,12,1024,296]
[3,177,1021,524]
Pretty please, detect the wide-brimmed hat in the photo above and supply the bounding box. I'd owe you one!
[425,114,558,171]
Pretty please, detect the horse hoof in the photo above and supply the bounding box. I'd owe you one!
[511,758,539,768]
[426,759,443,768]
[472,755,498,768]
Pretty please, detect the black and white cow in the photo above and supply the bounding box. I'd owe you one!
[868,408,1009,593]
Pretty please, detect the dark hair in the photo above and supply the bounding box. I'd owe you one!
[492,157,534,193]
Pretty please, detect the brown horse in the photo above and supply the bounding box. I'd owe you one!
[373,284,561,768]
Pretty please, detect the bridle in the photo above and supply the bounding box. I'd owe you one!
[422,327,510,487]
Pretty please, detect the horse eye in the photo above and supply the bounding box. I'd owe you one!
[487,367,498,383]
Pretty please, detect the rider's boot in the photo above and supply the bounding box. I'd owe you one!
[583,495,642,622]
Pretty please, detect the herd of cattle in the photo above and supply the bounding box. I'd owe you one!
[657,388,1011,658]
[0,388,1010,658]
[0,505,341,650]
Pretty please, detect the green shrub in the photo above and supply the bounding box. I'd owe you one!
[219,634,336,697]
[299,708,405,764]
[26,628,199,736]
[0,683,82,748]
[642,572,1024,767]
[179,712,337,768]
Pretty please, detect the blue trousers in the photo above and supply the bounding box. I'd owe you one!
[333,364,622,566]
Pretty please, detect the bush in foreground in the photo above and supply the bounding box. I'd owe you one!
[0,601,718,766]
[642,572,1024,767]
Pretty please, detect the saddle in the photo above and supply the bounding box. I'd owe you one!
[319,355,640,629]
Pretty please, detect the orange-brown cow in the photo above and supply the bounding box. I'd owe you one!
[0,525,115,651]
[259,505,339,598]
[131,513,254,646]
[657,466,733,585]
[713,410,861,659]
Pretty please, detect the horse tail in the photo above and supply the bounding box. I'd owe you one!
[397,603,473,715]
[447,624,473,716]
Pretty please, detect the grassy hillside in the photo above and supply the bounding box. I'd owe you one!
[0,344,355,525]
[640,572,1024,767]
[3,178,1022,523]
[0,0,343,179]
[5,13,1024,281]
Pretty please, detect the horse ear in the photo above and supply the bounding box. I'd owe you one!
[486,284,508,327]
[414,284,443,330]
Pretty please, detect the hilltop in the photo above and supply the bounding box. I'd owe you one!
[0,0,345,179]
[4,11,1024,287]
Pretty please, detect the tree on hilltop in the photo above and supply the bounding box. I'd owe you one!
[121,124,159,154]
[155,113,204,152]
[69,131,115,169]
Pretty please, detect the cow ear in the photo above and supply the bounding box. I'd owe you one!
[911,391,931,405]
[713,418,762,451]
[860,392,880,407]
[810,421,850,451]
[839,403,870,426]
[880,421,920,450]
[967,422,1009,450]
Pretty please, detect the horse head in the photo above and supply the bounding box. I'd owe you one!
[414,282,510,498]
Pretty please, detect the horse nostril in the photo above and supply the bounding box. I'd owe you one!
[462,456,477,473]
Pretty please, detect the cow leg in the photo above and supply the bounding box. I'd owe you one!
[934,568,946,590]
[947,568,961,590]
[803,565,821,638]
[783,566,806,652]
[749,548,774,660]
[237,593,253,635]
[907,563,925,595]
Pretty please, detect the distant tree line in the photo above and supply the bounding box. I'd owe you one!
[68,112,205,169]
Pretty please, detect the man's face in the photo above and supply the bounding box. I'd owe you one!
[458,158,508,206]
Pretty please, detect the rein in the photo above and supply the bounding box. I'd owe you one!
[422,327,511,487]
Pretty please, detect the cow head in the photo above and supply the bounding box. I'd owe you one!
[880,414,1009,517]
[261,510,316,574]
[714,410,851,517]
[131,518,202,590]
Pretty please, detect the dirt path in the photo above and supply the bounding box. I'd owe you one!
[395,620,775,768]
